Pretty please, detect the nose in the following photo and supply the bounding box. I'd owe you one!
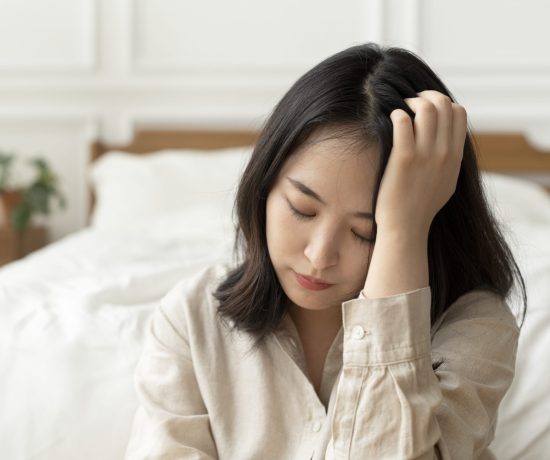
[304,227,339,271]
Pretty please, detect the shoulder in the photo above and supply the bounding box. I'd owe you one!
[161,262,234,306]
[157,261,236,336]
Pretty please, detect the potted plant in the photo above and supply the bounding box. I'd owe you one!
[0,151,66,232]
[0,153,20,224]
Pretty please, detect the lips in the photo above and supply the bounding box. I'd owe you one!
[294,272,333,291]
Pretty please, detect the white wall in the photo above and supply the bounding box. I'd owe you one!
[0,0,549,241]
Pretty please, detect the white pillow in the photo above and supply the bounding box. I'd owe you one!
[88,146,253,231]
[481,172,550,224]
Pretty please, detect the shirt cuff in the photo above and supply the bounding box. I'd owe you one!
[342,286,431,366]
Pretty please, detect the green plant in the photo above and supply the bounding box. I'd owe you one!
[0,152,15,190]
[0,153,66,231]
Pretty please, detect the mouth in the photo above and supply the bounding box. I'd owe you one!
[294,272,333,291]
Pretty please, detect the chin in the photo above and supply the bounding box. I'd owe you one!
[282,276,337,311]
[289,294,329,311]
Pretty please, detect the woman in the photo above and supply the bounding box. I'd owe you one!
[125,43,526,459]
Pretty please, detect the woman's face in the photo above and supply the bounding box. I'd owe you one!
[266,127,379,312]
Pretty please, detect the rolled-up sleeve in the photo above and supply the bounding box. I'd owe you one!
[125,298,218,460]
[328,287,520,460]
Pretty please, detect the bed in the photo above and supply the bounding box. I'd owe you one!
[1,128,549,459]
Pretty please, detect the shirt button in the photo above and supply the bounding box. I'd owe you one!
[351,325,366,339]
[312,421,322,432]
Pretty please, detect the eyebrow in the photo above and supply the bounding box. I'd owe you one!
[286,177,374,220]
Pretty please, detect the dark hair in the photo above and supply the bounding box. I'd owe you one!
[213,42,527,353]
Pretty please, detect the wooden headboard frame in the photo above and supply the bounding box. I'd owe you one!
[89,129,550,221]
[473,134,550,180]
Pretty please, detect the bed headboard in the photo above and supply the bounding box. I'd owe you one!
[473,133,550,185]
[90,130,260,162]
[88,129,550,220]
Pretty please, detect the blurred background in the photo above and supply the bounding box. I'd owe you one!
[0,0,549,243]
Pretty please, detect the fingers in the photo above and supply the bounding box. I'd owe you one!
[383,91,468,233]
[417,90,453,157]
[390,109,414,159]
[403,91,467,162]
[451,104,467,159]
[403,95,438,158]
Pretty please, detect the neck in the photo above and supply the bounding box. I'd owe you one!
[287,301,343,340]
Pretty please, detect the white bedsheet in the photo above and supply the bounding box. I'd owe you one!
[490,220,550,460]
[0,215,235,459]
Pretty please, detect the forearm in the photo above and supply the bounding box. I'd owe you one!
[363,229,429,298]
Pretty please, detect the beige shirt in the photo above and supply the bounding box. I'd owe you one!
[125,262,519,459]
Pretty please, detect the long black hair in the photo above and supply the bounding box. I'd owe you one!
[213,42,527,353]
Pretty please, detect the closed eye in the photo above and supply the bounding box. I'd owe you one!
[285,198,374,245]
[286,200,314,220]
[352,230,374,245]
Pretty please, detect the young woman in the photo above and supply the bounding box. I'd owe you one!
[125,43,526,459]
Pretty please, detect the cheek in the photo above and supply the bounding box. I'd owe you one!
[266,196,302,253]
[339,245,371,286]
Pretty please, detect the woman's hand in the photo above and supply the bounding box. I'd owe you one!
[374,90,467,239]
[361,91,467,298]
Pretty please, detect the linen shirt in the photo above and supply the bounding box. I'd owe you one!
[124,262,520,459]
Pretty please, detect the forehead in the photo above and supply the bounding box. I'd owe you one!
[278,128,379,196]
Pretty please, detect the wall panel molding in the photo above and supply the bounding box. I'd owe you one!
[0,0,97,72]
[128,0,370,75]
[415,0,550,74]
[363,0,385,43]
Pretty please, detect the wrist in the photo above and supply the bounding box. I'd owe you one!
[363,227,429,298]
[375,226,429,248]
